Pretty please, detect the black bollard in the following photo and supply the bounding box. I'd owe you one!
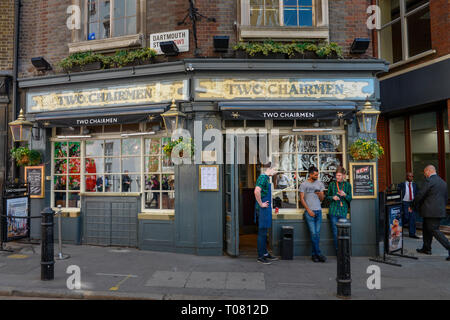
[41,207,55,281]
[336,218,351,299]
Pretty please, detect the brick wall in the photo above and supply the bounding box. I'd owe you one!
[0,0,15,71]
[329,0,375,58]
[19,0,72,78]
[377,115,390,192]
[17,1,377,78]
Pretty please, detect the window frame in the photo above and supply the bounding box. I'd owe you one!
[50,124,175,214]
[239,0,329,41]
[378,0,432,65]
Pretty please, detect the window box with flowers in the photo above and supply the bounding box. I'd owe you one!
[349,139,384,161]
[162,137,195,159]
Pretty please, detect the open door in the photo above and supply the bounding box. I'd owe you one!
[224,136,239,256]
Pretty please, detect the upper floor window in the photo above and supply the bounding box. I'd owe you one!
[87,0,137,40]
[379,0,431,64]
[249,0,314,27]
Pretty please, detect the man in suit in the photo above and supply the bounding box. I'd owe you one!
[398,172,420,238]
[413,165,450,261]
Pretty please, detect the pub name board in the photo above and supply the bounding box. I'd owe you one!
[195,78,374,101]
[27,80,189,113]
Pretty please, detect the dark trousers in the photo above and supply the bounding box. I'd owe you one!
[422,218,450,253]
[402,201,417,236]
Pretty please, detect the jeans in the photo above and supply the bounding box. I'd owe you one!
[304,210,322,256]
[402,201,416,236]
[257,227,269,258]
[329,215,341,253]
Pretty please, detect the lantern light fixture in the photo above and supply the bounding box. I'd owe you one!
[356,99,381,133]
[161,99,186,136]
[9,109,33,142]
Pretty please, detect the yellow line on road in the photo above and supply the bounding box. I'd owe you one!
[109,274,133,291]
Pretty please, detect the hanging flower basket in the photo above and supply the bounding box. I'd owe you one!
[11,146,42,167]
[163,137,195,159]
[349,139,384,160]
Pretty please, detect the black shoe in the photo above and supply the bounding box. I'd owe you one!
[416,248,432,255]
[264,253,279,261]
[409,235,420,239]
[257,257,272,265]
[312,255,320,263]
[317,255,327,263]
[446,256,450,261]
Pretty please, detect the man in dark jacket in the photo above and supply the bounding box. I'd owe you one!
[413,165,450,261]
[398,172,420,238]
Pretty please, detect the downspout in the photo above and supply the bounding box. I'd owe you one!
[10,0,21,181]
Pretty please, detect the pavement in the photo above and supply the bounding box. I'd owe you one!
[0,235,449,300]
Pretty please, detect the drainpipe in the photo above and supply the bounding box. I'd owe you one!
[10,0,21,182]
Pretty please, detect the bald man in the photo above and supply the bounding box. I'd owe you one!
[413,165,450,261]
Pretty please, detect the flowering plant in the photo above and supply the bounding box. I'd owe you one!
[350,139,384,160]
[163,137,195,158]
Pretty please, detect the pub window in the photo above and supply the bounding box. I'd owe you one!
[84,138,142,193]
[272,133,345,210]
[86,0,137,40]
[53,142,81,208]
[144,137,175,210]
[246,0,327,27]
[379,0,431,64]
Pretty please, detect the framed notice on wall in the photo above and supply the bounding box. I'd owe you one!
[349,162,377,199]
[199,165,219,191]
[25,165,45,198]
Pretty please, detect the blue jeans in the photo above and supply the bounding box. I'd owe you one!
[257,227,269,258]
[329,215,341,253]
[402,201,416,236]
[304,210,322,256]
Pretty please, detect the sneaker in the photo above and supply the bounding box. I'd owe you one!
[264,253,279,261]
[257,257,272,265]
[311,255,320,263]
[317,255,327,263]
[416,248,432,255]
[446,256,449,261]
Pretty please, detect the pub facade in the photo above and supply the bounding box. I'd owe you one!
[19,58,388,256]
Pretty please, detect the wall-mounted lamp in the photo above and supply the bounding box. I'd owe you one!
[31,57,52,71]
[160,41,180,56]
[9,109,33,142]
[356,100,381,133]
[350,38,370,54]
[213,36,229,52]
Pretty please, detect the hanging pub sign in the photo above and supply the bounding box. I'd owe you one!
[349,162,377,199]
[26,79,189,113]
[25,165,45,198]
[1,183,30,243]
[222,109,354,120]
[195,78,375,101]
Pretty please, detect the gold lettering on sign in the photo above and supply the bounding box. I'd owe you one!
[195,79,373,100]
[27,81,188,113]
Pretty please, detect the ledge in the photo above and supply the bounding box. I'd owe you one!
[138,212,175,220]
[51,208,80,218]
[388,50,436,71]
[272,209,350,220]
[68,34,145,54]
[80,192,141,197]
[239,26,329,41]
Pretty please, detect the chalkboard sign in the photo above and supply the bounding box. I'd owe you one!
[349,162,377,199]
[25,166,45,198]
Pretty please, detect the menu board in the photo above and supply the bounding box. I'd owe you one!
[199,165,219,191]
[349,162,377,199]
[25,166,45,198]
